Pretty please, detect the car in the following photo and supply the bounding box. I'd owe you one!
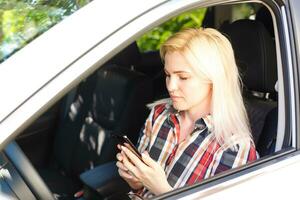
[0,0,299,199]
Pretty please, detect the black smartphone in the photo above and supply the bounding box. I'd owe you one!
[113,134,143,161]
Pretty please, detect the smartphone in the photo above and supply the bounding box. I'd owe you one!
[113,134,143,161]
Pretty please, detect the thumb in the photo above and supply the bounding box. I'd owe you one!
[141,151,156,167]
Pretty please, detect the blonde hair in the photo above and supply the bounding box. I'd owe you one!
[160,28,253,149]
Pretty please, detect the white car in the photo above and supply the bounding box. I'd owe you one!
[0,0,299,199]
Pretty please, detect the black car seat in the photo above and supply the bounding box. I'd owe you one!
[256,6,274,38]
[220,19,278,157]
[70,64,152,173]
[39,43,152,199]
[105,42,142,69]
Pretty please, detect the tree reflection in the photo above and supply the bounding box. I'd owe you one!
[0,0,92,62]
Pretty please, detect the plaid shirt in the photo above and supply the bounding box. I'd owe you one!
[135,103,258,198]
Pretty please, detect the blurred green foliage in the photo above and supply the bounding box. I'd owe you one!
[0,0,91,62]
[137,8,207,52]
[0,1,206,61]
[232,4,255,21]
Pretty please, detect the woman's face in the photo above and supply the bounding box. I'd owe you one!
[164,51,212,114]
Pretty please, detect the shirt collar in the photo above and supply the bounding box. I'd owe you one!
[201,115,212,131]
[166,103,180,116]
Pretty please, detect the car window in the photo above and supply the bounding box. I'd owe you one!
[137,8,207,53]
[139,1,280,154]
[137,4,257,53]
[0,0,93,63]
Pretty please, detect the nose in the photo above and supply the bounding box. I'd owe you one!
[166,76,177,93]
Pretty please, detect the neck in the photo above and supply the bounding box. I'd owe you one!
[181,96,211,123]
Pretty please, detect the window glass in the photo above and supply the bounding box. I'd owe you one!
[136,4,255,53]
[137,8,207,52]
[0,0,92,63]
[232,4,256,21]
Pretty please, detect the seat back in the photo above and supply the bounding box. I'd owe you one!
[221,19,278,156]
[256,6,274,38]
[70,64,152,175]
[256,107,278,156]
[105,42,141,69]
[52,43,152,176]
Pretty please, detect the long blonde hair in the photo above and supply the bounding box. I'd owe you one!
[160,28,253,149]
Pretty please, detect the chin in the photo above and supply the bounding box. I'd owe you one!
[172,103,187,111]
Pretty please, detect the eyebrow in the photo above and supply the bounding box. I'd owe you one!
[164,69,190,74]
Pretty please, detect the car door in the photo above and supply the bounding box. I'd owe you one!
[0,0,299,199]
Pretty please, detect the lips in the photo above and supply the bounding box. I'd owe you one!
[170,95,181,100]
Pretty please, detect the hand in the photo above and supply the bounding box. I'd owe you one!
[116,145,143,190]
[121,146,172,195]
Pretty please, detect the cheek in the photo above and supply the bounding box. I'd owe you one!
[181,82,211,101]
[181,85,195,96]
[181,81,200,94]
[165,77,170,88]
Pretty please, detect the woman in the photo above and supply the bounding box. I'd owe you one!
[116,28,258,199]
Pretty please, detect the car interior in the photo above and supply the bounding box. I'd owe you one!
[4,2,283,200]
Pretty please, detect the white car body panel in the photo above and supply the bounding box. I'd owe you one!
[178,153,300,199]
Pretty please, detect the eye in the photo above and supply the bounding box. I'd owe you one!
[179,76,189,80]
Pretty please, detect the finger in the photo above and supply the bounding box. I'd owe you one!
[118,168,133,179]
[121,146,145,169]
[116,153,123,161]
[141,151,157,168]
[121,150,132,160]
[118,168,140,184]
[117,144,122,150]
[117,161,137,180]
[128,174,140,182]
[121,150,130,161]
[116,161,128,171]
[121,148,140,177]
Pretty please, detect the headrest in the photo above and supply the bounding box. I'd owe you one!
[91,64,150,130]
[105,42,141,69]
[221,19,277,93]
[256,6,274,37]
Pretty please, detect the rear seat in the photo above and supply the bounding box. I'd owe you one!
[221,19,278,156]
[39,43,152,199]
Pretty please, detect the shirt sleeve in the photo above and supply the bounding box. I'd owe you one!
[206,142,258,178]
[137,107,155,153]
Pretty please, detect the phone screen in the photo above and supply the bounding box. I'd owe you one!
[113,135,142,160]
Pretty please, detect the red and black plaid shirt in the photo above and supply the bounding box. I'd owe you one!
[136,103,258,198]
